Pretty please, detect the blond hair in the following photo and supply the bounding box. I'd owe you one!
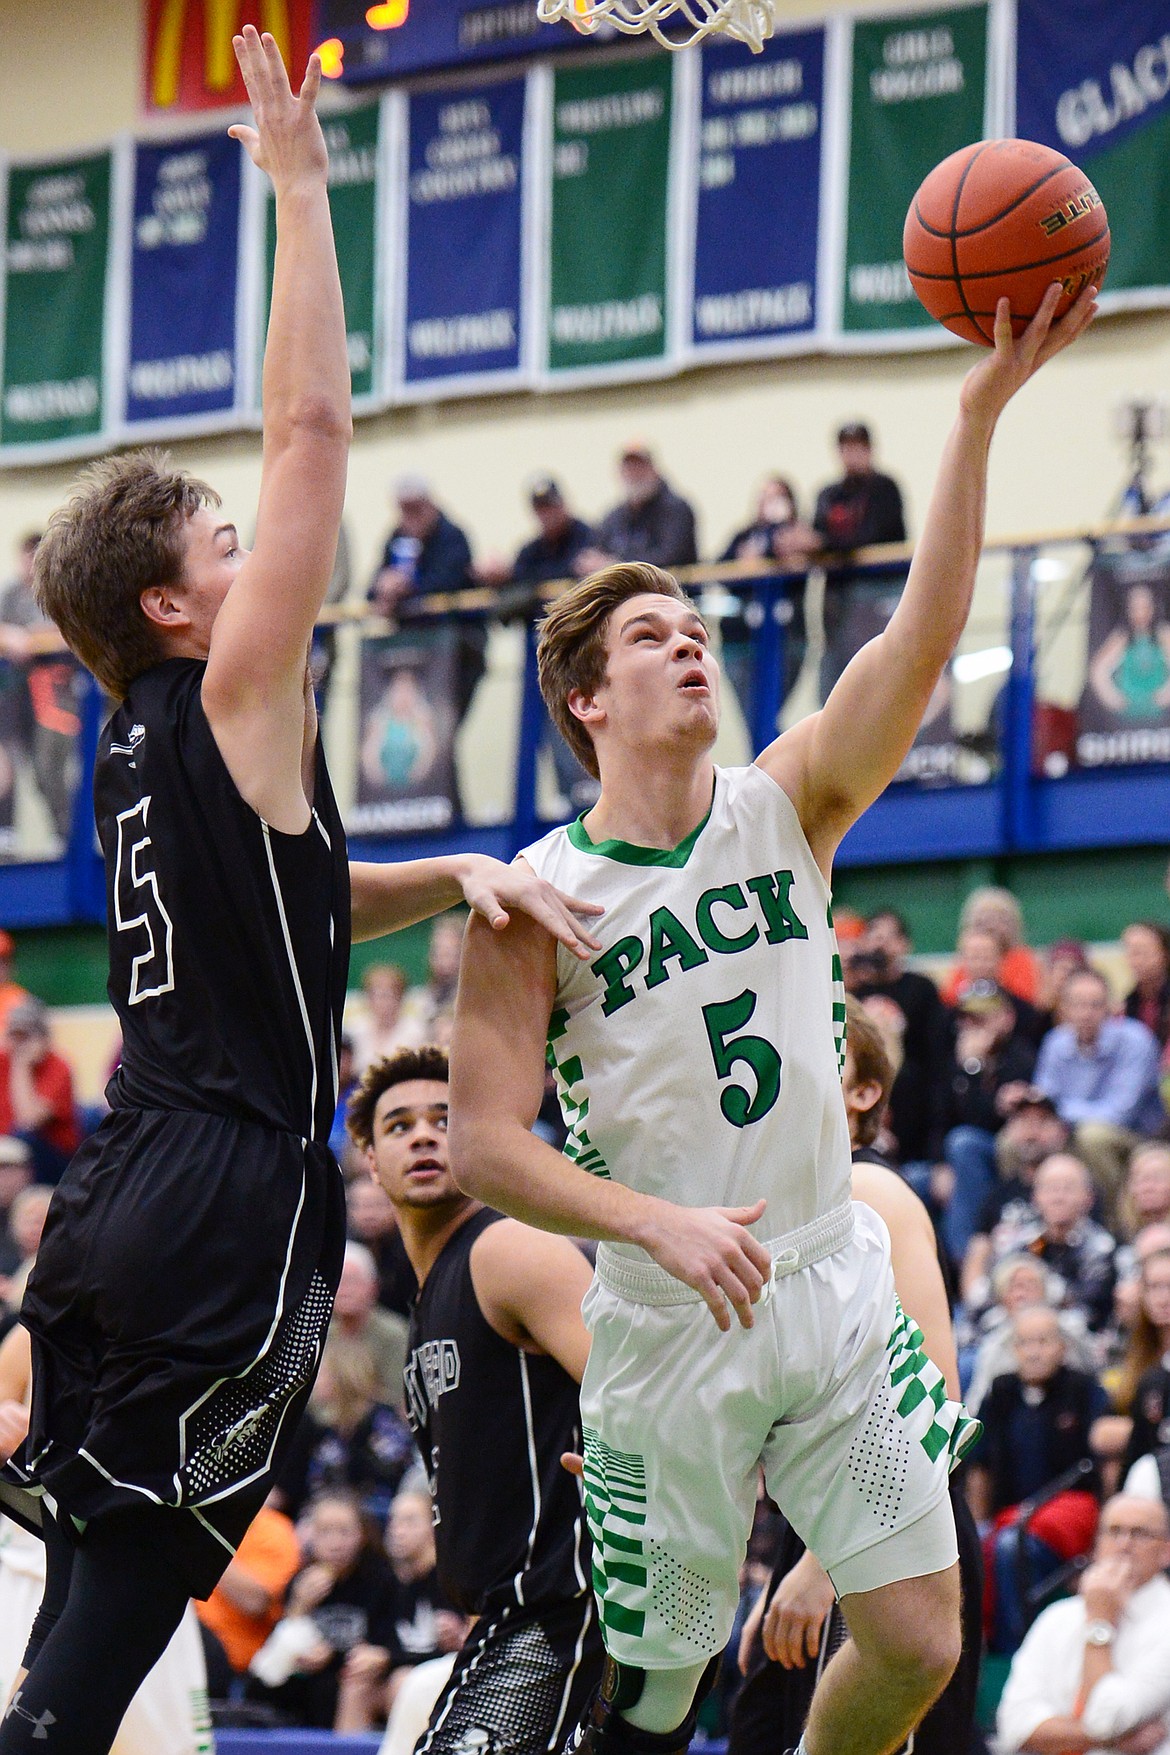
[537,563,688,778]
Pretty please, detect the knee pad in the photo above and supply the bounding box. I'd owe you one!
[564,1655,719,1755]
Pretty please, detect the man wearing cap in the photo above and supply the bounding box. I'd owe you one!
[806,424,908,700]
[0,1000,80,1187]
[368,477,487,737]
[584,445,698,575]
[510,478,597,603]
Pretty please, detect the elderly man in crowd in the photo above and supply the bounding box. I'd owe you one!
[1035,967,1163,1226]
[987,1153,1118,1336]
[997,1493,1170,1754]
[580,442,698,574]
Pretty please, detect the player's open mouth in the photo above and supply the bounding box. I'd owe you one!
[679,668,708,693]
[409,1159,445,1176]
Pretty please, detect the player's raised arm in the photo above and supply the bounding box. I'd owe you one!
[449,913,771,1333]
[201,27,351,824]
[759,285,1097,874]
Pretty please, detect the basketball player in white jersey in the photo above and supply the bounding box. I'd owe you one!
[449,284,1097,1755]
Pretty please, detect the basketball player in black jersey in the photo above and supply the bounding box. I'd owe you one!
[347,1046,605,1754]
[0,32,596,1755]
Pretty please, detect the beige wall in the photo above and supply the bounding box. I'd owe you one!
[2,0,1169,595]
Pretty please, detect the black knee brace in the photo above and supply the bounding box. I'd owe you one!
[564,1655,720,1755]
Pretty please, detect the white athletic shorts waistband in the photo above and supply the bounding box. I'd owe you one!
[594,1202,855,1307]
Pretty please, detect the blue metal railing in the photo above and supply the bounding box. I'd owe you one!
[5,520,1170,930]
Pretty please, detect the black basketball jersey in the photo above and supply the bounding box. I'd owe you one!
[96,659,349,1143]
[404,1208,591,1619]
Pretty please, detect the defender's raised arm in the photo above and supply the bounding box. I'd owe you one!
[201,27,351,829]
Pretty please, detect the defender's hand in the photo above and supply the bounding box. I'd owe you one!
[639,1198,770,1332]
[229,26,328,192]
[762,1551,835,1669]
[459,855,603,960]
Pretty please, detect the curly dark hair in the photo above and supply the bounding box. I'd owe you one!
[346,1044,449,1152]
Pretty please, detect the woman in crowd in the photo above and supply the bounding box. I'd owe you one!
[942,887,1041,1007]
[1122,921,1170,1045]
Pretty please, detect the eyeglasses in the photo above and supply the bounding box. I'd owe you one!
[1099,1524,1166,1543]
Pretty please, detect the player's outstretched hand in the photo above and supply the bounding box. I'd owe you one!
[761,1549,835,1669]
[459,854,603,959]
[640,1197,770,1332]
[959,282,1097,428]
[228,25,327,192]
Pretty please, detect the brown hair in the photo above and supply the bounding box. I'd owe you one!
[33,449,218,700]
[347,1044,449,1153]
[843,996,894,1148]
[536,562,689,778]
[1114,1246,1170,1412]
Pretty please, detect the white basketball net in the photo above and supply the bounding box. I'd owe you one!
[536,0,776,53]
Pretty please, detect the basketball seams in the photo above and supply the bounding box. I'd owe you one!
[909,222,1111,283]
[912,161,1069,241]
[946,144,988,342]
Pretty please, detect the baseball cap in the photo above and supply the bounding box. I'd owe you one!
[837,422,871,446]
[1012,1088,1059,1118]
[528,475,563,507]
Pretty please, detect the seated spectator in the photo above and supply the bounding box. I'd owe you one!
[197,1490,302,1686]
[249,1489,397,1731]
[397,918,462,1045]
[346,1176,416,1317]
[968,1305,1108,1652]
[0,998,81,1184]
[716,475,809,724]
[1114,1217,1170,1340]
[996,1494,1170,1754]
[962,1253,1097,1413]
[1034,936,1091,1034]
[1119,1143,1170,1244]
[2,1183,52,1312]
[581,442,698,573]
[938,980,1038,1266]
[382,1485,464,1708]
[851,909,949,1171]
[986,1152,1118,1336]
[942,887,1042,1008]
[1035,966,1164,1226]
[960,1091,1071,1308]
[1116,1247,1170,1477]
[351,964,413,1075]
[307,1333,416,1521]
[330,1241,409,1412]
[1123,920,1170,1045]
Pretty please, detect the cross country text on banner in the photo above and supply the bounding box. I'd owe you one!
[840,3,990,339]
[401,76,528,394]
[124,131,246,431]
[692,26,825,357]
[1016,0,1170,305]
[547,55,675,376]
[1,152,113,453]
[262,100,382,404]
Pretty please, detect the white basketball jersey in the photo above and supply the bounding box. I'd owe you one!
[522,764,852,1248]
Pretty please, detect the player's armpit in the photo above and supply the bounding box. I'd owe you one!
[469,1219,593,1383]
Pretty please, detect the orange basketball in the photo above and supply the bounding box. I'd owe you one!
[903,138,1110,345]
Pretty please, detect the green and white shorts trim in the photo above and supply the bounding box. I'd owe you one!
[578,1202,976,1669]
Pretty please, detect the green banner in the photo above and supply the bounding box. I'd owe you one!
[842,5,989,334]
[263,101,380,400]
[1,152,112,448]
[548,57,673,373]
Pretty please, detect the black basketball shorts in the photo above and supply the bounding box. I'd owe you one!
[1,1106,345,1599]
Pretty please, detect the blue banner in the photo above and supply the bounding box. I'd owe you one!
[317,0,589,85]
[1016,0,1170,300]
[692,28,825,354]
[402,77,527,391]
[125,132,244,428]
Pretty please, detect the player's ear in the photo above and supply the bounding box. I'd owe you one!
[140,584,190,630]
[852,1077,884,1118]
[566,686,603,728]
[363,1146,379,1181]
